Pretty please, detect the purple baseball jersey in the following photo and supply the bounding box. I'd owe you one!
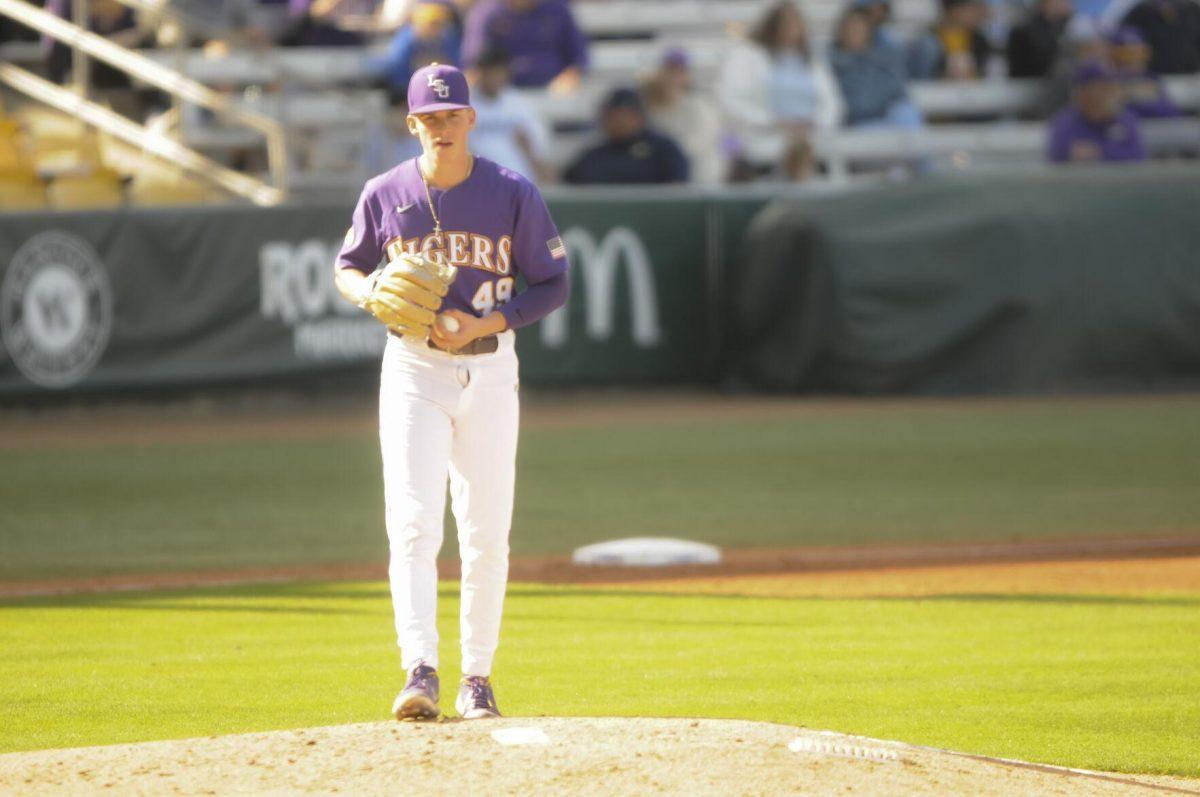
[337,156,569,330]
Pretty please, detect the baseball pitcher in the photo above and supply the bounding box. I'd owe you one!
[333,63,570,720]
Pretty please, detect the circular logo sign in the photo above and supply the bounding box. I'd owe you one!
[1,231,113,388]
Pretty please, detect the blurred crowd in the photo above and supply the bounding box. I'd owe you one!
[7,0,1200,183]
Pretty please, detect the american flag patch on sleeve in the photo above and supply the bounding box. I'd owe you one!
[547,236,567,260]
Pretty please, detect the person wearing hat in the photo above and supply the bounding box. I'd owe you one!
[334,63,570,722]
[1047,60,1147,162]
[641,48,726,184]
[561,87,690,184]
[1006,0,1075,78]
[1109,26,1183,117]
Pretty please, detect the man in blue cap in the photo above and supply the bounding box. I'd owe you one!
[334,63,570,722]
[562,87,690,184]
[1047,60,1147,162]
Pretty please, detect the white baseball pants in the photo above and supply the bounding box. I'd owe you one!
[379,330,519,677]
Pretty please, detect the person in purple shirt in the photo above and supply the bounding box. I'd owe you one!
[333,63,569,722]
[1047,60,1147,163]
[462,0,589,90]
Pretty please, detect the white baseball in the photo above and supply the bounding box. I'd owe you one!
[439,315,460,333]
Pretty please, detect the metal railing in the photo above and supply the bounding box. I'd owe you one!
[0,0,288,205]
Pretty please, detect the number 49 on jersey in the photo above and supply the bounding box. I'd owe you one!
[471,277,514,315]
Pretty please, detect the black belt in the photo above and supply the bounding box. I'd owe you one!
[427,335,499,356]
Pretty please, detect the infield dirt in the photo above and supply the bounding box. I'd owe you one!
[2,717,1196,797]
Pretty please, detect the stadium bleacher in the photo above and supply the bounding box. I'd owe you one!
[3,0,1200,205]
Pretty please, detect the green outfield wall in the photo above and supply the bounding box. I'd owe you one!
[1,167,1198,397]
[731,166,1200,394]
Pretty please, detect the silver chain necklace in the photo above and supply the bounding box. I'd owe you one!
[418,158,474,243]
[419,168,443,242]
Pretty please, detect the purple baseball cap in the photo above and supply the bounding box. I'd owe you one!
[407,63,471,115]
[661,47,689,68]
[1073,59,1117,86]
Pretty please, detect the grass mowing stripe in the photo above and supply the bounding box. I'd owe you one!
[1,581,1197,777]
[1,398,1198,581]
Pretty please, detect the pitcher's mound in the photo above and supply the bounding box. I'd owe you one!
[0,717,1191,796]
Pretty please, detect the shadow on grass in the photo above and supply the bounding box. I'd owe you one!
[506,588,1200,608]
[2,580,1197,613]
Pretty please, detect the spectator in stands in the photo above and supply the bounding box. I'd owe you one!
[716,0,842,181]
[561,87,689,184]
[1108,26,1184,116]
[372,0,461,94]
[1048,60,1146,161]
[907,0,993,80]
[280,0,369,46]
[468,47,552,182]
[1007,0,1075,77]
[1119,0,1200,74]
[462,0,588,91]
[641,48,726,184]
[830,8,923,128]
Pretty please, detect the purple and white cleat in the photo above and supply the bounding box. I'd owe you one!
[392,663,440,721]
[455,675,502,719]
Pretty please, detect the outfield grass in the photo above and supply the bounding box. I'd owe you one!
[1,397,1198,581]
[1,580,1197,776]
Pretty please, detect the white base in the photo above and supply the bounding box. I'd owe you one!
[571,537,722,567]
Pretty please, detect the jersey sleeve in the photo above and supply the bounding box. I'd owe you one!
[510,180,567,284]
[336,183,383,274]
[499,180,570,329]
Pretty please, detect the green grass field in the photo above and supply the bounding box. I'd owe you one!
[2,580,1198,776]
[2,395,1198,777]
[2,396,1198,581]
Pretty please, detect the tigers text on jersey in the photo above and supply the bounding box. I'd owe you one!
[337,156,567,325]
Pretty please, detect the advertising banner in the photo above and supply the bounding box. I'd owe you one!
[0,195,736,396]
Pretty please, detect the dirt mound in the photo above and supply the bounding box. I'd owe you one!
[1,718,1194,796]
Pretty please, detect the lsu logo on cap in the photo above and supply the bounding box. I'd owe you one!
[427,73,450,99]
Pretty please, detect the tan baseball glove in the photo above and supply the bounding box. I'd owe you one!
[360,253,457,338]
